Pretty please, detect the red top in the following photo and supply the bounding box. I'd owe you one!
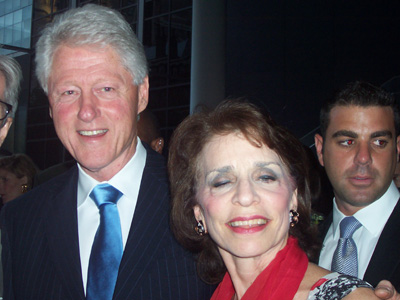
[210,236,308,300]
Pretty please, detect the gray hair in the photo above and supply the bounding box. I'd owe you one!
[0,55,22,118]
[35,4,148,95]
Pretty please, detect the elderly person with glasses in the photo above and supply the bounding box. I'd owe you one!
[0,55,22,147]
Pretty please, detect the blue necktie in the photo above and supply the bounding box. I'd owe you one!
[331,216,362,277]
[86,183,123,300]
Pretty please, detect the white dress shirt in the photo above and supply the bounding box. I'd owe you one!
[319,181,399,278]
[77,138,146,293]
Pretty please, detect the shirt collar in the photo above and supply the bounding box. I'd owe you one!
[77,138,146,206]
[332,181,399,237]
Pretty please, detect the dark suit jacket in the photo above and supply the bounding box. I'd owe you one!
[1,147,215,300]
[319,199,400,290]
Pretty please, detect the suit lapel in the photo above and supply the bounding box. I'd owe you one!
[363,198,400,288]
[114,148,170,298]
[45,166,85,299]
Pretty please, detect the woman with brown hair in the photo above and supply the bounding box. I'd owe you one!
[168,100,378,299]
[0,153,38,204]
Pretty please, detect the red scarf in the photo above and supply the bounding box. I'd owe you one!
[210,236,308,300]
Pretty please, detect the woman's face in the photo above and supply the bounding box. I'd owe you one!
[194,133,297,263]
[0,169,27,204]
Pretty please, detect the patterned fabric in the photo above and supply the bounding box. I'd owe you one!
[307,272,373,300]
[331,216,362,277]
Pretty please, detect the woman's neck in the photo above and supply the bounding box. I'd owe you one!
[220,247,282,299]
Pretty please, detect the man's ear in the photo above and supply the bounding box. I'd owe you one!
[150,137,164,154]
[0,117,12,146]
[314,133,325,167]
[137,76,149,114]
[396,135,400,162]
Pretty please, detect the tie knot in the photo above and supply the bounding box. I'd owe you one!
[90,183,123,207]
[339,216,361,239]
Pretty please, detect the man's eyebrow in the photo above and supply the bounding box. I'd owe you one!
[371,130,393,139]
[332,130,357,139]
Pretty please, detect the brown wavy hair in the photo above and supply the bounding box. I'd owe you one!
[168,100,320,284]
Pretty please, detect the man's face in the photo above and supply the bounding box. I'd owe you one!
[0,73,13,147]
[47,45,148,181]
[315,105,400,215]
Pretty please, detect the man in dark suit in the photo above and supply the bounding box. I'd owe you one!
[314,81,400,293]
[1,4,214,300]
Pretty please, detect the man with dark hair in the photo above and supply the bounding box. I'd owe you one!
[315,81,400,294]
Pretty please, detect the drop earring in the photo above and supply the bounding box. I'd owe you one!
[195,220,206,236]
[290,209,299,227]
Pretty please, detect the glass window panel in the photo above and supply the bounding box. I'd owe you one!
[105,0,122,9]
[168,84,190,106]
[148,88,167,109]
[21,35,30,48]
[30,83,49,107]
[121,5,137,25]
[23,6,32,20]
[171,0,191,11]
[45,139,67,168]
[34,0,50,17]
[169,57,190,85]
[4,26,12,44]
[167,106,189,127]
[0,28,3,42]
[0,16,4,27]
[148,59,168,87]
[170,9,191,53]
[5,0,11,14]
[26,140,46,169]
[122,0,137,7]
[30,33,39,49]
[21,0,32,6]
[143,16,169,60]
[78,0,97,6]
[5,13,12,26]
[46,123,58,139]
[31,15,51,37]
[23,19,31,35]
[12,22,22,46]
[54,0,70,12]
[14,9,23,23]
[153,109,166,129]
[26,106,49,126]
[144,0,169,18]
[0,2,4,16]
[27,124,47,140]
[13,0,21,10]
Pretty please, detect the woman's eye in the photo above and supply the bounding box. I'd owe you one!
[212,180,230,188]
[259,175,276,182]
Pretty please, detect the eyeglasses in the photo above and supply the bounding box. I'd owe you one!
[0,100,12,121]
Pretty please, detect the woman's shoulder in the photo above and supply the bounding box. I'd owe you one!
[307,272,378,300]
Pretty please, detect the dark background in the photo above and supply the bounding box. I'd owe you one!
[225,1,400,146]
